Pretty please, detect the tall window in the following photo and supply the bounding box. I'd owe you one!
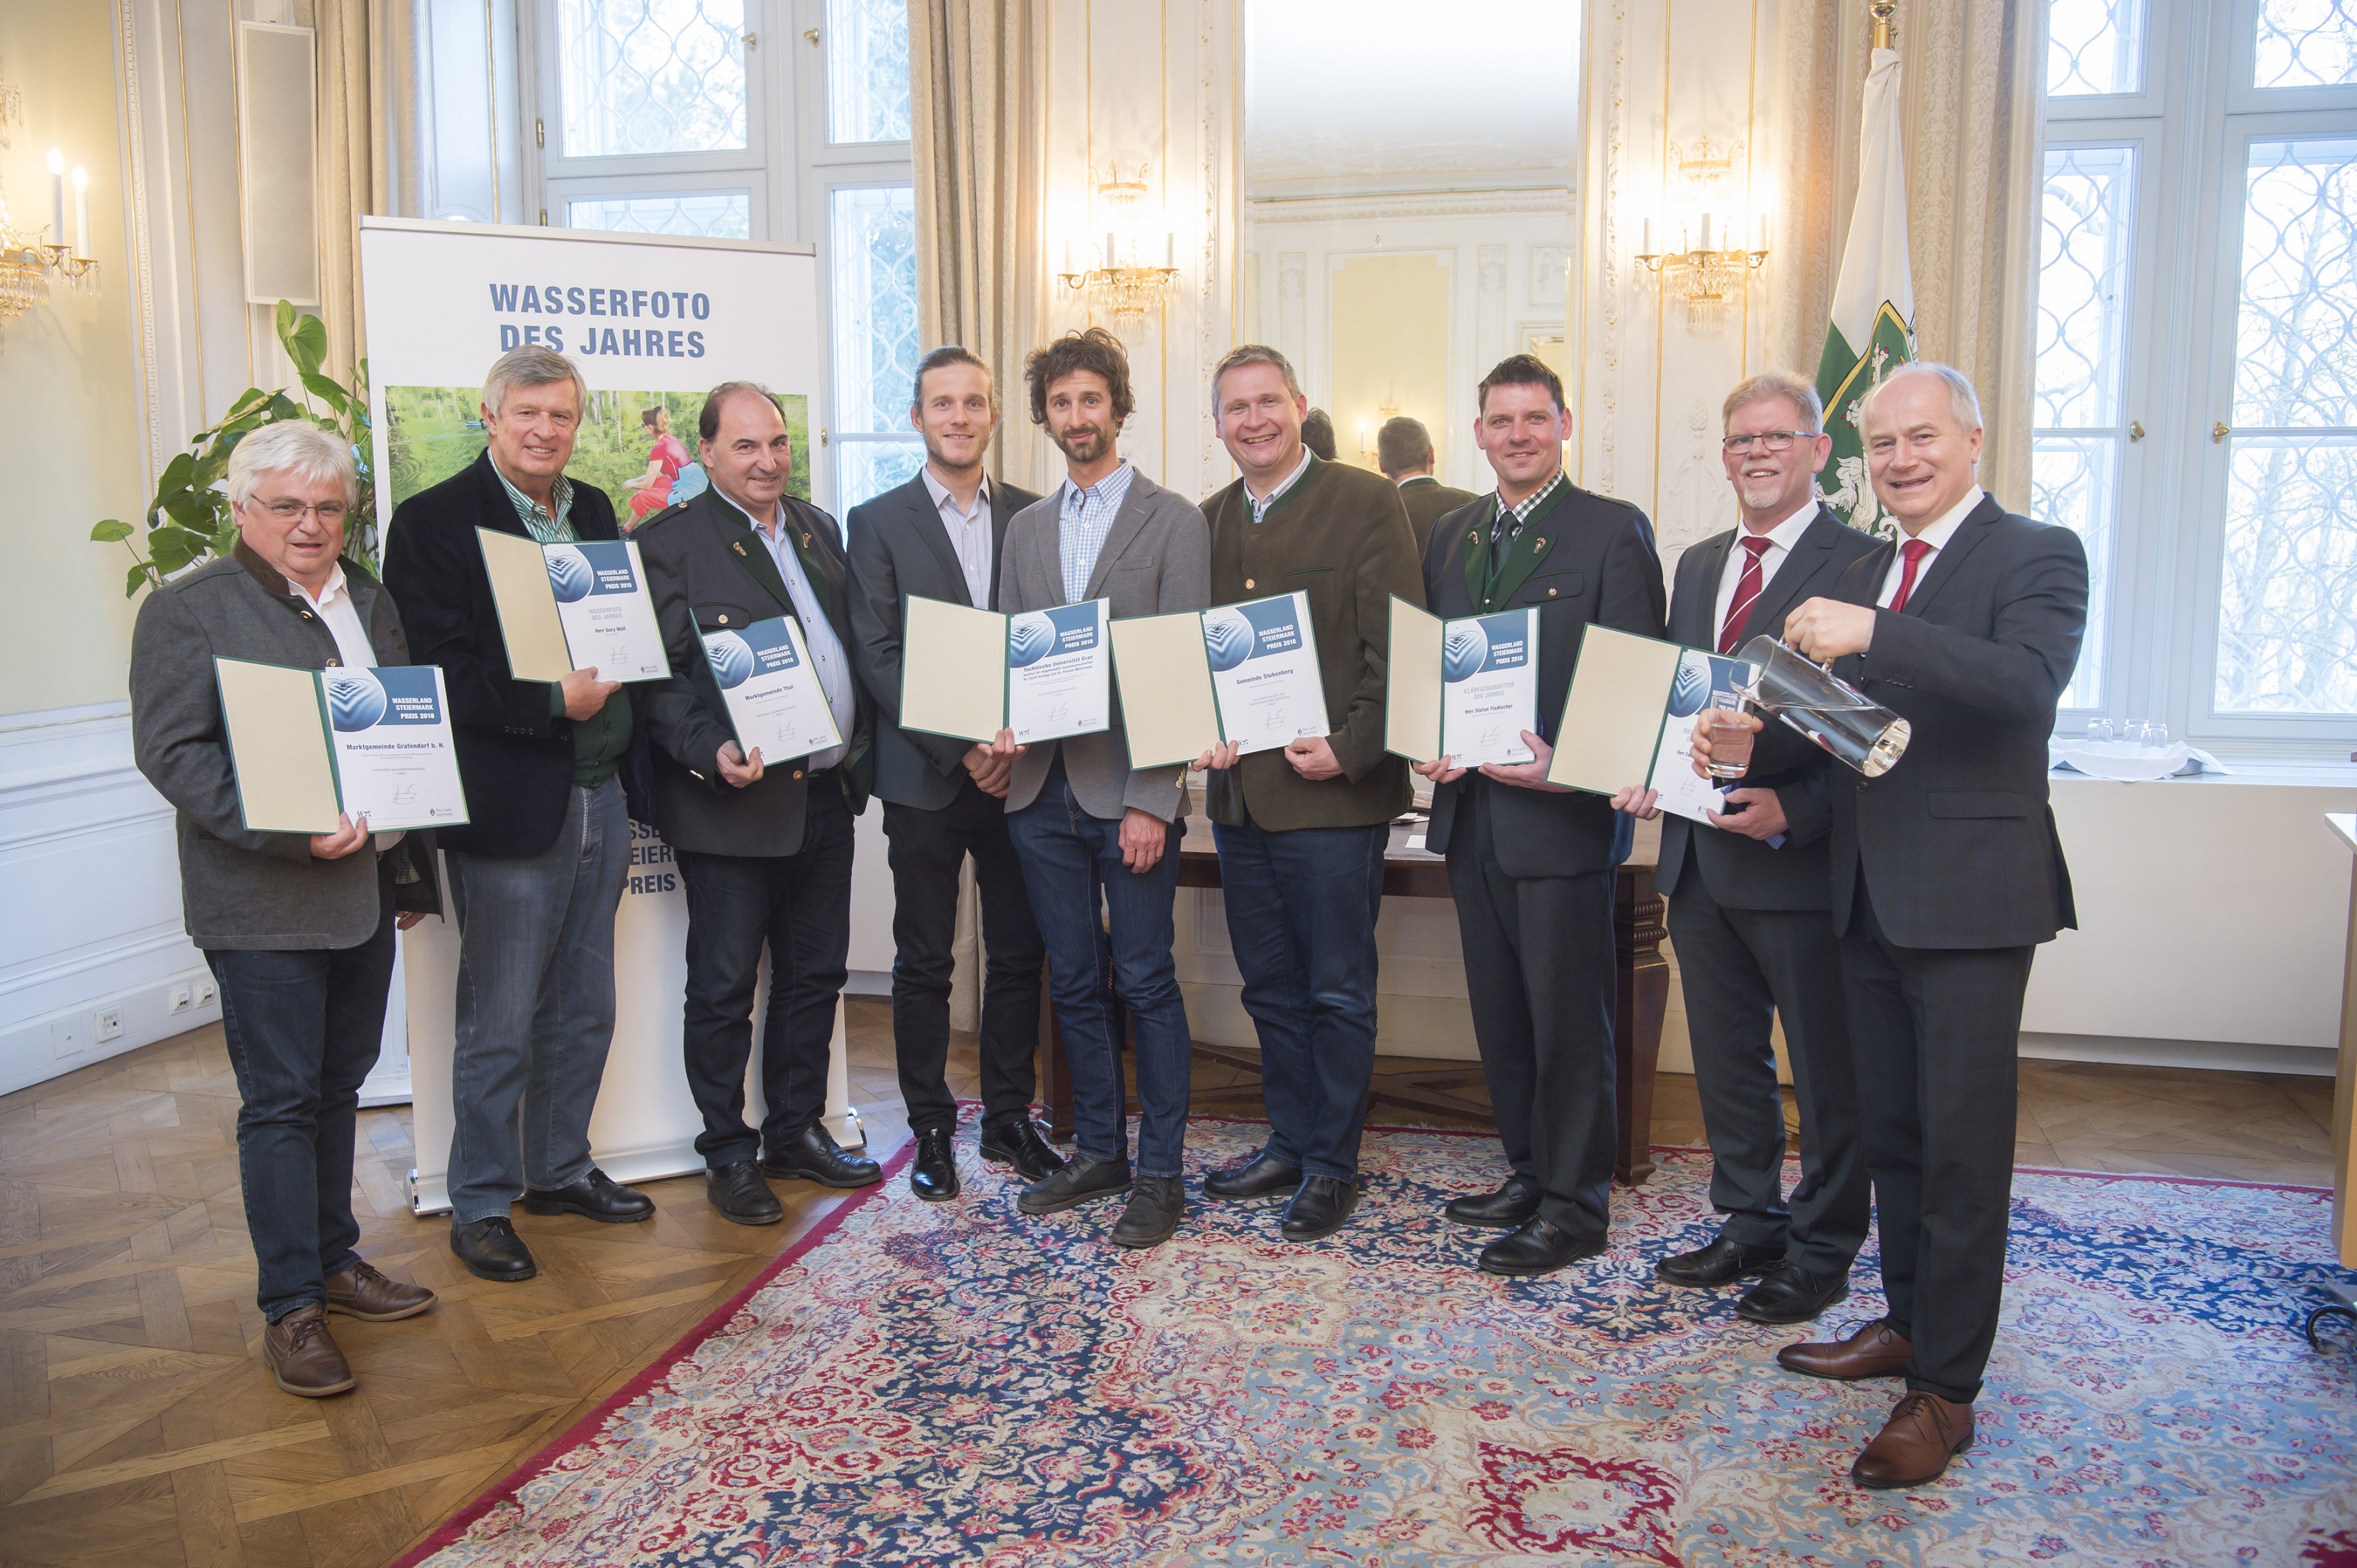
[528,0,918,513]
[2035,0,2357,748]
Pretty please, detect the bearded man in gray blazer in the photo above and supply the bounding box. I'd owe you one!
[997,328,1212,1251]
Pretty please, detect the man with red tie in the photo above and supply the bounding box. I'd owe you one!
[1701,362,2087,1488]
[1616,372,1877,1326]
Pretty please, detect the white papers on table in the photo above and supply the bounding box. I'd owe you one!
[1006,600,1112,744]
[477,529,672,683]
[1650,647,1762,825]
[216,658,470,833]
[1202,591,1329,754]
[700,615,843,764]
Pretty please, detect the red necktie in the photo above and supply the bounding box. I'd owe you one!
[1717,536,1774,655]
[1887,538,1934,614]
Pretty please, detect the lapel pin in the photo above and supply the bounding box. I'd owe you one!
[1534,537,1546,549]
[732,541,748,557]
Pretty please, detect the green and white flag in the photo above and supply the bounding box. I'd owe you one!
[1815,44,1916,535]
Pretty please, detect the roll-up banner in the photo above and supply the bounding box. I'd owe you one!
[358,217,863,1214]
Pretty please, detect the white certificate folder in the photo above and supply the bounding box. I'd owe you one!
[477,528,673,683]
[214,657,471,833]
[1543,623,1752,801]
[700,615,843,763]
[1385,601,1539,767]
[899,595,1111,745]
[1107,591,1331,768]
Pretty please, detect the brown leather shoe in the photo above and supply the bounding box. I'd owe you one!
[1777,1318,1914,1380]
[263,1304,355,1397]
[1852,1390,1975,1488]
[323,1259,436,1322]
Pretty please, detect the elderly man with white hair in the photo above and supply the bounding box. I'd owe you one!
[1695,361,2089,1489]
[130,420,443,1400]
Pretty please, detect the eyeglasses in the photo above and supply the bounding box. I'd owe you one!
[1720,431,1813,454]
[255,499,351,525]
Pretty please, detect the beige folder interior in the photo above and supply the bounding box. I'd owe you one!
[1109,611,1223,768]
[899,594,1009,743]
[1545,623,1683,795]
[214,658,341,833]
[1383,597,1445,764]
[477,527,575,681]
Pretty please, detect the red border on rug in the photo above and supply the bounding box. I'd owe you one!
[385,1130,922,1568]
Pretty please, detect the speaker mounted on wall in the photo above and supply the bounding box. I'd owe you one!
[236,21,321,308]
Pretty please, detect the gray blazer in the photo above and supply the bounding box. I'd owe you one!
[1000,469,1209,821]
[130,543,440,951]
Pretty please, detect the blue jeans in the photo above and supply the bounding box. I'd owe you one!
[445,778,629,1223]
[206,868,396,1323]
[1212,817,1388,1182]
[1008,764,1192,1179]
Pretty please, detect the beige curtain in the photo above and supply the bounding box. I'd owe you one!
[910,0,1049,485]
[1768,0,2047,510]
[313,0,384,384]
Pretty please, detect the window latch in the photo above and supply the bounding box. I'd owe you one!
[804,27,821,46]
[2212,421,2231,443]
[2127,420,2143,442]
[742,30,757,49]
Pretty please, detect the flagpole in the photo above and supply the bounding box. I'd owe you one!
[1869,1,1896,51]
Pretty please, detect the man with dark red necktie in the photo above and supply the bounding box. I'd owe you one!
[1697,361,2087,1489]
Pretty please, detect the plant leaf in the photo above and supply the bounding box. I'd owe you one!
[91,518,134,542]
[300,370,351,415]
[125,562,155,598]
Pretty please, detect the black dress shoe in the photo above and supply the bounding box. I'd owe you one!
[760,1125,882,1189]
[1203,1149,1304,1202]
[908,1129,961,1202]
[1017,1156,1132,1215]
[1444,1174,1540,1229]
[522,1167,654,1223]
[978,1119,1066,1183]
[1654,1233,1783,1288]
[1111,1175,1184,1249]
[450,1217,536,1282]
[1736,1262,1850,1325]
[706,1160,784,1226]
[1279,1176,1360,1240]
[1479,1216,1606,1277]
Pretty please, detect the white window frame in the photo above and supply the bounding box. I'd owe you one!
[2040,0,2357,753]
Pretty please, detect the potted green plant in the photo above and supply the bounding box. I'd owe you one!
[91,300,375,595]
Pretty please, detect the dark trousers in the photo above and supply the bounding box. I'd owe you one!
[882,780,1045,1136]
[1213,815,1387,1182]
[1008,763,1193,1178]
[206,868,396,1323]
[675,778,855,1167]
[1445,779,1617,1239]
[1666,860,1869,1276]
[1842,869,2035,1404]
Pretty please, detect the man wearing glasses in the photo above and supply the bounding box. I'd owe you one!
[1615,373,1877,1326]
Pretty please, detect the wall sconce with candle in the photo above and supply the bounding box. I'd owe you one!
[1055,161,1178,322]
[1637,135,1765,334]
[0,76,102,330]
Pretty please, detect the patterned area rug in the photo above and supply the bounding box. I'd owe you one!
[396,1118,2357,1567]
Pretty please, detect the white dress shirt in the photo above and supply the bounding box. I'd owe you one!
[920,465,994,608]
[1875,485,1984,608]
[1711,499,1820,638]
[1246,447,1315,524]
[719,491,856,772]
[289,566,400,848]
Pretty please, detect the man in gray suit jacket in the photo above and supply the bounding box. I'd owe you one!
[998,328,1212,1251]
[845,347,1058,1203]
[1615,373,1876,1327]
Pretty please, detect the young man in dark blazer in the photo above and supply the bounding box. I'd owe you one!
[1614,372,1877,1323]
[1196,344,1424,1242]
[1377,415,1478,558]
[382,346,655,1284]
[1701,362,2087,1489]
[1412,354,1666,1276]
[633,382,881,1225]
[844,348,1060,1203]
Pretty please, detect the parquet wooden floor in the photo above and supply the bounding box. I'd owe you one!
[0,1000,2335,1567]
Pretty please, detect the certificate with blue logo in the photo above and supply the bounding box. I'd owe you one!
[1201,591,1329,753]
[699,615,843,763]
[477,528,672,684]
[1385,601,1539,768]
[214,657,470,834]
[899,594,1112,745]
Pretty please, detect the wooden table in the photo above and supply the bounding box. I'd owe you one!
[1038,817,1671,1186]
